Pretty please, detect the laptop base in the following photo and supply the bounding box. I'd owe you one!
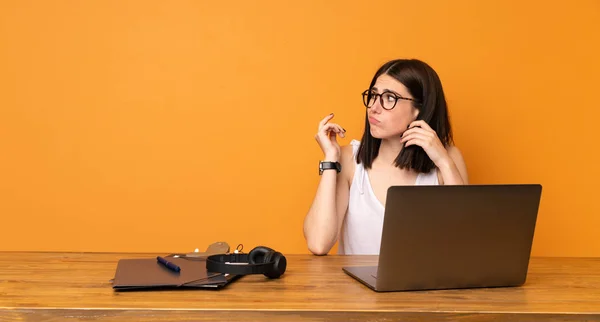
[342,266,379,291]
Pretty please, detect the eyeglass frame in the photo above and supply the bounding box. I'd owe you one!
[361,89,419,110]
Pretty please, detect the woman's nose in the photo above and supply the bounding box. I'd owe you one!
[370,97,383,113]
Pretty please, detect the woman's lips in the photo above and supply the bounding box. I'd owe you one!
[368,117,380,124]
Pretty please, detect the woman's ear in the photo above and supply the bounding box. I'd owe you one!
[412,108,420,119]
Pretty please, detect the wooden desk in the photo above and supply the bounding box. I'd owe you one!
[1,253,599,321]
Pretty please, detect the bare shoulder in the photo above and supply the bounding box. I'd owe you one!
[446,145,465,163]
[445,145,469,184]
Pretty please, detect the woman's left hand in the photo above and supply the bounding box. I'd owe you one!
[400,120,451,167]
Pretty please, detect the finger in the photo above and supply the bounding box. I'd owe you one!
[408,120,434,132]
[333,124,346,138]
[319,127,342,141]
[320,123,341,136]
[316,124,340,143]
[328,129,339,143]
[402,127,433,139]
[320,120,341,133]
[328,123,344,133]
[401,133,429,143]
[320,123,345,139]
[404,138,426,148]
[318,113,335,128]
[331,128,345,138]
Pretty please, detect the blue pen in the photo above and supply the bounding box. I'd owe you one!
[157,256,181,272]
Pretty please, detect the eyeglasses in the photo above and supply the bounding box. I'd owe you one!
[361,89,417,110]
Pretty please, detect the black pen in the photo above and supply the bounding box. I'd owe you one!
[157,256,181,272]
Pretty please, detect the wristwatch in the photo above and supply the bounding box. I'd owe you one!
[319,161,341,175]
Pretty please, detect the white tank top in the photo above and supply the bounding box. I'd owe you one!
[337,139,439,255]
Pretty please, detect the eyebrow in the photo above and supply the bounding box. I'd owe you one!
[371,87,402,97]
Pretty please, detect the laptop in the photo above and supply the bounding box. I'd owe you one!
[342,184,542,292]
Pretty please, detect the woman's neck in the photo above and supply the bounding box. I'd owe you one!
[376,137,404,166]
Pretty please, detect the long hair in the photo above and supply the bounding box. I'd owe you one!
[356,59,453,173]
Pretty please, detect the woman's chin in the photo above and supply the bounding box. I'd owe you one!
[369,129,380,139]
[369,128,385,139]
[370,128,402,140]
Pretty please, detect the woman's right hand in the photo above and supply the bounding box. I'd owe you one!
[314,113,345,161]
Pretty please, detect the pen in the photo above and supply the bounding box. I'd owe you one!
[157,256,181,272]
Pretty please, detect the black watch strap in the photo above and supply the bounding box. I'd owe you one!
[319,161,341,175]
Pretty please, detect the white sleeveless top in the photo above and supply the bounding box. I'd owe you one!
[337,139,439,255]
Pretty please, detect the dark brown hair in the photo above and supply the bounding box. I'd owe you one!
[356,59,453,173]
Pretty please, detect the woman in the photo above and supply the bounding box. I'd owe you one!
[303,59,469,255]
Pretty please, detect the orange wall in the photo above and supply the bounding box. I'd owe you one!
[1,1,598,256]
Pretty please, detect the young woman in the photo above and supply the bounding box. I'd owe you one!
[303,59,469,255]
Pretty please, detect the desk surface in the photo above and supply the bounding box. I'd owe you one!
[1,252,599,321]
